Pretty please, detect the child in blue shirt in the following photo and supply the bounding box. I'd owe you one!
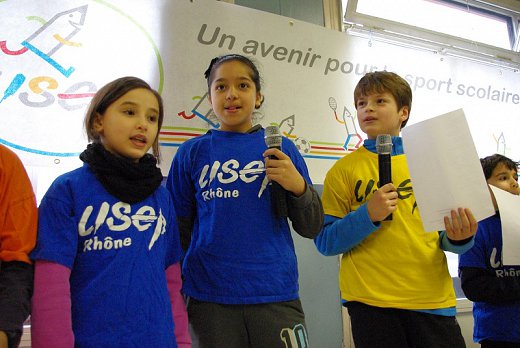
[459,154,520,347]
[30,77,190,348]
[167,54,323,347]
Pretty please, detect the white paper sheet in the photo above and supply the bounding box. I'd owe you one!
[489,186,520,265]
[401,109,495,231]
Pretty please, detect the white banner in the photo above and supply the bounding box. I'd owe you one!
[1,0,519,190]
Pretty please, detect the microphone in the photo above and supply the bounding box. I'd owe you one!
[376,134,393,221]
[264,125,288,218]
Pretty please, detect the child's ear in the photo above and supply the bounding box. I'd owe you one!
[93,113,104,134]
[255,92,263,109]
[400,106,410,123]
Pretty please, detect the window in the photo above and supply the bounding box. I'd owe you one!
[342,0,520,71]
[357,0,511,49]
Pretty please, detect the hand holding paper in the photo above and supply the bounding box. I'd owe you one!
[401,109,495,231]
[443,207,477,241]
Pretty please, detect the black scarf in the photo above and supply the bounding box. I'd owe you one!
[80,143,163,204]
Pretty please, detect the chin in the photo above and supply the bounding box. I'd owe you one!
[126,151,147,161]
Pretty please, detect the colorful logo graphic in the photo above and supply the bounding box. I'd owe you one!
[0,1,163,162]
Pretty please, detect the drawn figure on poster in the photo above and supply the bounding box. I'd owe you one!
[278,115,295,137]
[494,132,506,155]
[0,5,87,105]
[329,97,362,152]
[342,105,363,151]
[275,115,311,155]
[21,6,88,77]
[178,92,219,128]
[0,73,25,104]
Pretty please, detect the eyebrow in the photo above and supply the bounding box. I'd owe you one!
[213,76,253,83]
[493,170,514,177]
[120,101,138,107]
[120,101,159,114]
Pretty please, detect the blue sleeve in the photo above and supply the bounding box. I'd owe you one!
[458,220,490,270]
[164,190,182,267]
[166,144,197,254]
[166,144,196,220]
[30,182,78,269]
[314,203,379,256]
[439,230,475,254]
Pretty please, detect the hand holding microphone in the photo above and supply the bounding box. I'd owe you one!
[264,126,289,218]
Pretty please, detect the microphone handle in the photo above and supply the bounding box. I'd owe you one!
[378,153,392,221]
[271,181,288,218]
[268,152,288,218]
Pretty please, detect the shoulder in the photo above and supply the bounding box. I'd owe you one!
[0,144,20,161]
[476,214,501,237]
[185,131,212,145]
[44,165,94,197]
[333,147,371,170]
[54,165,91,183]
[175,132,212,157]
[0,145,26,173]
[325,148,372,182]
[0,146,35,200]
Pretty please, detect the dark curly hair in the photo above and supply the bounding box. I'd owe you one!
[480,154,518,180]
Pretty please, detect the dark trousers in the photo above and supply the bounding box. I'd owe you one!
[345,301,466,348]
[187,298,308,348]
[480,340,520,348]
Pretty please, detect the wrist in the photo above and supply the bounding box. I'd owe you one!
[291,177,306,197]
[0,330,18,348]
[0,331,7,348]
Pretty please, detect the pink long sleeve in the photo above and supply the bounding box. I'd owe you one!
[31,260,74,348]
[166,262,191,348]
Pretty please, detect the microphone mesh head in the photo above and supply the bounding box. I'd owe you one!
[376,134,392,154]
[264,125,282,148]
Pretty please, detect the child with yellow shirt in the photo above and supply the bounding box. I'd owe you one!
[315,71,477,348]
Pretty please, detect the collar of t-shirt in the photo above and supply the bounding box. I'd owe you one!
[363,136,404,156]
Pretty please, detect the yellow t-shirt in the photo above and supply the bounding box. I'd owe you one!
[322,146,456,309]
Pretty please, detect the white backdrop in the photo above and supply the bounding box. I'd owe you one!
[1,0,519,196]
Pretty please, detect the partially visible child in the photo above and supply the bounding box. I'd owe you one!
[459,154,520,348]
[0,144,37,348]
[167,54,323,347]
[30,77,190,348]
[315,71,477,348]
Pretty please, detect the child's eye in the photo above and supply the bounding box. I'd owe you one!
[123,109,135,116]
[148,115,158,123]
[239,82,249,89]
[215,84,225,91]
[377,98,386,103]
[357,101,366,108]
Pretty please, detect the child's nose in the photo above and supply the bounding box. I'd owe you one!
[137,115,148,130]
[226,87,237,99]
